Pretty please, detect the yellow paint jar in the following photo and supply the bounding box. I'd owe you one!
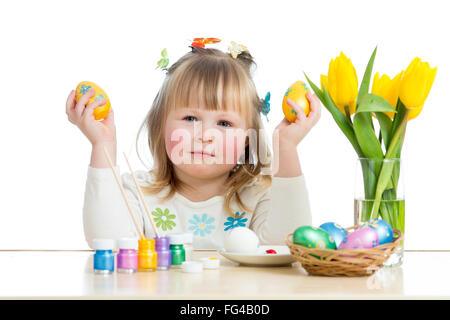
[138,238,157,272]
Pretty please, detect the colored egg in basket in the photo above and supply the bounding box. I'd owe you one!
[293,226,336,260]
[319,222,348,248]
[366,218,394,245]
[338,227,379,250]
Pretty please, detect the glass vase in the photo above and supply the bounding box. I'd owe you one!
[354,158,405,267]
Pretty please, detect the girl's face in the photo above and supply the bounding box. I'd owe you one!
[164,101,249,180]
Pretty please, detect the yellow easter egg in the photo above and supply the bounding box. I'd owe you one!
[75,81,111,120]
[282,81,310,122]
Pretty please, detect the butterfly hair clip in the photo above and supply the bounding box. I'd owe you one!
[261,92,270,122]
[156,48,169,71]
[190,37,221,48]
[228,41,247,59]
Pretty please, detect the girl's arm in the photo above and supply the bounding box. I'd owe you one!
[82,165,147,249]
[66,87,144,248]
[272,142,302,177]
[272,91,321,178]
[90,141,117,168]
[247,92,321,243]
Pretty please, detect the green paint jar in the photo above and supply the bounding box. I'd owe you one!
[168,234,185,267]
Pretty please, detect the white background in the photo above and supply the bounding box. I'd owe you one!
[0,0,447,250]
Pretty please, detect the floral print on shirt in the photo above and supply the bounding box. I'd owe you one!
[224,212,248,231]
[188,213,215,237]
[152,207,176,231]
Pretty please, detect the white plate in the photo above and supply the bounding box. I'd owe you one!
[218,245,295,267]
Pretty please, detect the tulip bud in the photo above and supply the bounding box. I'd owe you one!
[399,57,437,110]
[327,52,358,116]
[371,71,403,119]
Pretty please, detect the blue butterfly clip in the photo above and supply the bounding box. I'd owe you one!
[261,91,270,122]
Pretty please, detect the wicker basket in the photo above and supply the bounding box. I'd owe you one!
[286,225,403,277]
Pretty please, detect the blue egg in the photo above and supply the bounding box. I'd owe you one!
[319,222,348,248]
[367,218,394,245]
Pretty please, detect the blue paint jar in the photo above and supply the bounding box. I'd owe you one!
[93,239,115,274]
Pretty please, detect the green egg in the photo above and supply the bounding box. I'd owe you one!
[293,226,337,258]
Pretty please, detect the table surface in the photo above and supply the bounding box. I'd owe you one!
[0,250,449,299]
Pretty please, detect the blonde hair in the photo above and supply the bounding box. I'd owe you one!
[136,47,272,217]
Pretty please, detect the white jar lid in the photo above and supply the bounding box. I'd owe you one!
[182,232,193,244]
[200,257,220,269]
[92,238,115,250]
[169,233,185,245]
[181,261,203,273]
[118,237,138,249]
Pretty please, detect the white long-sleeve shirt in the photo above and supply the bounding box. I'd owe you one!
[83,165,312,250]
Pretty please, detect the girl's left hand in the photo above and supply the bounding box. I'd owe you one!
[273,91,321,149]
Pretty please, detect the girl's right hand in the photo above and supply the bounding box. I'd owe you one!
[66,88,117,146]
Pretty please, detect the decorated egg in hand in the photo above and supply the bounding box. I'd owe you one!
[75,81,111,120]
[282,81,310,122]
[367,218,394,245]
[319,222,348,248]
[293,226,336,250]
[338,227,379,250]
[224,227,260,254]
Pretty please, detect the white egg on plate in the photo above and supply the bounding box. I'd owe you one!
[224,227,260,254]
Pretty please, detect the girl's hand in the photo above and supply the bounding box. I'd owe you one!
[66,88,117,146]
[273,91,321,150]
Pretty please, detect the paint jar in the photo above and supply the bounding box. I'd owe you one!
[138,238,157,272]
[93,238,115,274]
[117,238,138,273]
[181,261,203,273]
[200,257,220,269]
[154,236,171,270]
[169,233,186,268]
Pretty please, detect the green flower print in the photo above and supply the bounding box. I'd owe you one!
[151,207,176,231]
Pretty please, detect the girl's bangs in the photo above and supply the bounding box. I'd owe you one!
[166,58,251,120]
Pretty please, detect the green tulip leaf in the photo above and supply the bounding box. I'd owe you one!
[303,72,325,105]
[374,111,393,151]
[356,93,396,114]
[353,112,384,160]
[390,100,407,147]
[386,106,408,160]
[369,108,408,220]
[355,93,396,152]
[354,47,379,135]
[322,86,365,158]
[356,46,378,108]
[370,159,395,220]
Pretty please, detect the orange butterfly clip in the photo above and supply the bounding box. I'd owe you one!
[191,37,221,48]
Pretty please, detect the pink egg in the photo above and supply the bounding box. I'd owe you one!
[338,227,379,250]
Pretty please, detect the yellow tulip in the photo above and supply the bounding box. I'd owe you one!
[399,57,437,110]
[371,71,403,119]
[327,52,358,116]
[407,104,423,120]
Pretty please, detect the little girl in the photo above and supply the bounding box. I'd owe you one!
[65,43,321,250]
